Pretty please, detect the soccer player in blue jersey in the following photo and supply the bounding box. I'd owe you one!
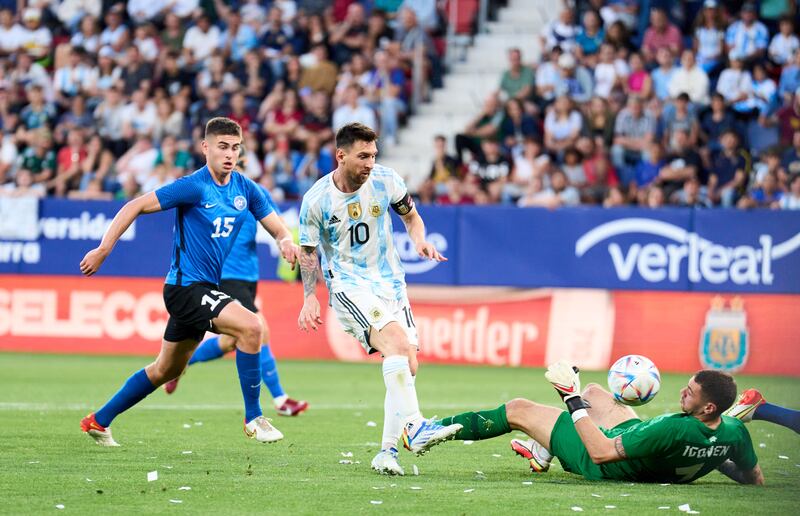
[297,123,462,475]
[163,149,308,417]
[79,117,300,446]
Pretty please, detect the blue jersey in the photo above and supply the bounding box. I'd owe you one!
[221,191,279,282]
[155,166,273,286]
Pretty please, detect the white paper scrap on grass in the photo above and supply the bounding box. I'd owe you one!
[464,489,475,493]
[169,500,182,504]
[759,443,766,448]
[182,451,192,455]
[492,454,502,458]
[55,505,65,510]
[147,471,158,482]
[571,507,584,512]
[183,424,191,429]
[591,494,601,498]
[178,486,191,491]
[412,465,419,476]
[778,455,789,459]
[370,501,383,505]
[410,486,422,490]
[366,421,377,427]
[605,506,617,510]
[658,507,670,510]
[522,481,533,485]
[678,503,691,512]
[463,440,474,445]
[341,452,353,457]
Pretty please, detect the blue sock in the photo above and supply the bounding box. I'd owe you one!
[754,403,800,434]
[236,349,263,423]
[260,343,286,400]
[188,336,225,365]
[95,369,156,427]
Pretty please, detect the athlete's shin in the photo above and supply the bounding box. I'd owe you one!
[437,405,511,441]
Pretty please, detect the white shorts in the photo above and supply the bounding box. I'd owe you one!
[330,289,419,355]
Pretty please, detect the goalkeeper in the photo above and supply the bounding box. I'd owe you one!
[419,363,763,485]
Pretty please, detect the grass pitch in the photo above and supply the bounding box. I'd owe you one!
[1,353,799,515]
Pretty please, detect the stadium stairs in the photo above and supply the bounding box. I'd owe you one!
[380,0,561,190]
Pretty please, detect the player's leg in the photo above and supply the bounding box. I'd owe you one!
[725,388,800,433]
[581,383,639,429]
[163,334,236,394]
[212,301,283,443]
[82,335,199,446]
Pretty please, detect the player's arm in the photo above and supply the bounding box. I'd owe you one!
[545,361,625,464]
[297,245,323,331]
[258,211,299,269]
[79,192,162,276]
[396,193,447,262]
[717,460,764,485]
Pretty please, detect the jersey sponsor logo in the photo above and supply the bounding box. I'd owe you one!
[347,202,362,220]
[575,218,800,286]
[328,215,341,225]
[233,196,247,211]
[699,296,749,372]
[682,444,731,458]
[369,201,381,218]
[203,202,218,209]
[394,231,448,274]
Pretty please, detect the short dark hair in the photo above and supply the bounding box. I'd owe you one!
[205,117,242,139]
[694,370,737,418]
[335,122,377,149]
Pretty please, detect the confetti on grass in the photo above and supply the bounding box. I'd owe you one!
[778,455,789,460]
[678,504,692,512]
[591,494,602,498]
[182,424,191,429]
[341,452,353,457]
[169,499,182,504]
[658,507,670,510]
[147,471,158,482]
[464,489,475,493]
[178,487,191,491]
[370,501,383,505]
[463,440,474,445]
[522,481,533,485]
[366,421,377,427]
[412,465,419,476]
[410,486,422,490]
[759,443,766,448]
[55,505,65,510]
[605,506,616,510]
[571,507,584,512]
[182,451,192,455]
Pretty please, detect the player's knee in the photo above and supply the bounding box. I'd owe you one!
[582,383,609,398]
[218,334,236,353]
[409,355,419,376]
[505,397,536,425]
[148,361,185,386]
[239,316,263,345]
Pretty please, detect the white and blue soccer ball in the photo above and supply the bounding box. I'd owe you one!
[607,355,661,406]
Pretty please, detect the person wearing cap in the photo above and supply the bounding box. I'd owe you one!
[18,7,52,60]
[554,52,593,105]
[99,4,130,54]
[725,3,769,66]
[693,0,726,76]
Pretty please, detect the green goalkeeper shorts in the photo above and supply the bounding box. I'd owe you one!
[550,412,641,480]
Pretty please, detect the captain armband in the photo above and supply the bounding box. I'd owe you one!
[390,192,415,215]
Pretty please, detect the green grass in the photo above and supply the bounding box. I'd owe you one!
[1,354,799,515]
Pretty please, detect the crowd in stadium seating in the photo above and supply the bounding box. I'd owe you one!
[0,0,448,202]
[419,1,800,209]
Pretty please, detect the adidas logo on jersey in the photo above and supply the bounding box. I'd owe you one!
[328,215,341,224]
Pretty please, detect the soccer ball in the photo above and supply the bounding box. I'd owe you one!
[607,355,661,406]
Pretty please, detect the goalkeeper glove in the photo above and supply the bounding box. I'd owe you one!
[545,361,587,417]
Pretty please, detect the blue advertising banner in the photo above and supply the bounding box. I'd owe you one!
[1,199,798,293]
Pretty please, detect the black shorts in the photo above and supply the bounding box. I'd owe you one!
[219,279,258,312]
[163,283,235,342]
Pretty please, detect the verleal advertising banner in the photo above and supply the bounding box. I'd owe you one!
[1,276,798,376]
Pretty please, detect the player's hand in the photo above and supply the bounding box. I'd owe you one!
[545,361,581,400]
[298,296,323,331]
[415,241,447,262]
[79,247,109,276]
[279,238,300,270]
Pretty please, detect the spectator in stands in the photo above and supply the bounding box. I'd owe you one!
[183,13,221,69]
[296,90,333,145]
[604,20,634,54]
[700,92,738,167]
[75,134,114,194]
[644,184,665,208]
[658,128,704,198]
[52,128,87,197]
[0,8,23,56]
[1,168,45,197]
[500,48,534,102]
[18,7,52,60]
[127,0,164,26]
[671,176,711,207]
[508,136,550,198]
[54,94,93,144]
[17,84,55,145]
[366,9,393,55]
[783,130,800,177]
[99,4,129,56]
[191,84,228,135]
[625,52,653,100]
[264,87,303,143]
[725,3,768,68]
[330,3,368,65]
[582,96,616,149]
[642,7,682,67]
[717,52,755,117]
[219,10,258,64]
[363,49,406,146]
[603,184,627,207]
[554,52,593,105]
[561,146,587,187]
[120,88,157,140]
[709,129,749,206]
[120,45,153,96]
[517,168,579,208]
[332,83,377,132]
[647,48,672,102]
[577,135,618,202]
[750,62,778,121]
[16,128,55,186]
[779,173,800,209]
[693,0,726,76]
[53,47,94,108]
[397,6,442,89]
[663,93,700,150]
[455,92,503,163]
[611,95,656,186]
[541,9,579,54]
[668,49,710,106]
[575,9,605,66]
[196,52,240,95]
[593,43,628,99]
[426,134,461,198]
[92,46,122,98]
[160,12,186,54]
[544,94,583,158]
[738,171,783,208]
[293,133,333,196]
[0,124,17,183]
[598,1,638,34]
[768,16,798,68]
[634,141,665,191]
[154,134,191,177]
[467,137,511,203]
[778,50,800,104]
[533,46,563,109]
[499,98,539,153]
[115,135,158,189]
[299,43,339,96]
[264,134,296,198]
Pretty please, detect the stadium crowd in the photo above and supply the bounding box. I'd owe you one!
[0,0,451,202]
[419,0,800,209]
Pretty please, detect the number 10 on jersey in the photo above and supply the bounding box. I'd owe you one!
[348,222,370,246]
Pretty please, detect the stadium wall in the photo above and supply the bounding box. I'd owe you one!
[1,199,798,375]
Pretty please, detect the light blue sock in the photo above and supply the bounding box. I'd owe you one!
[188,336,224,365]
[236,349,263,423]
[260,343,286,400]
[95,369,156,427]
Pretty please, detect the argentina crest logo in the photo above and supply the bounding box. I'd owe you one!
[699,296,749,372]
[233,195,247,211]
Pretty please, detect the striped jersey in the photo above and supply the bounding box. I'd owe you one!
[299,164,408,301]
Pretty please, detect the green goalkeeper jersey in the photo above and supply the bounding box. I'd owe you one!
[600,413,758,483]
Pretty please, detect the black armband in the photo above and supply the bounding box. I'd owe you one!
[565,396,588,414]
[390,192,414,215]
